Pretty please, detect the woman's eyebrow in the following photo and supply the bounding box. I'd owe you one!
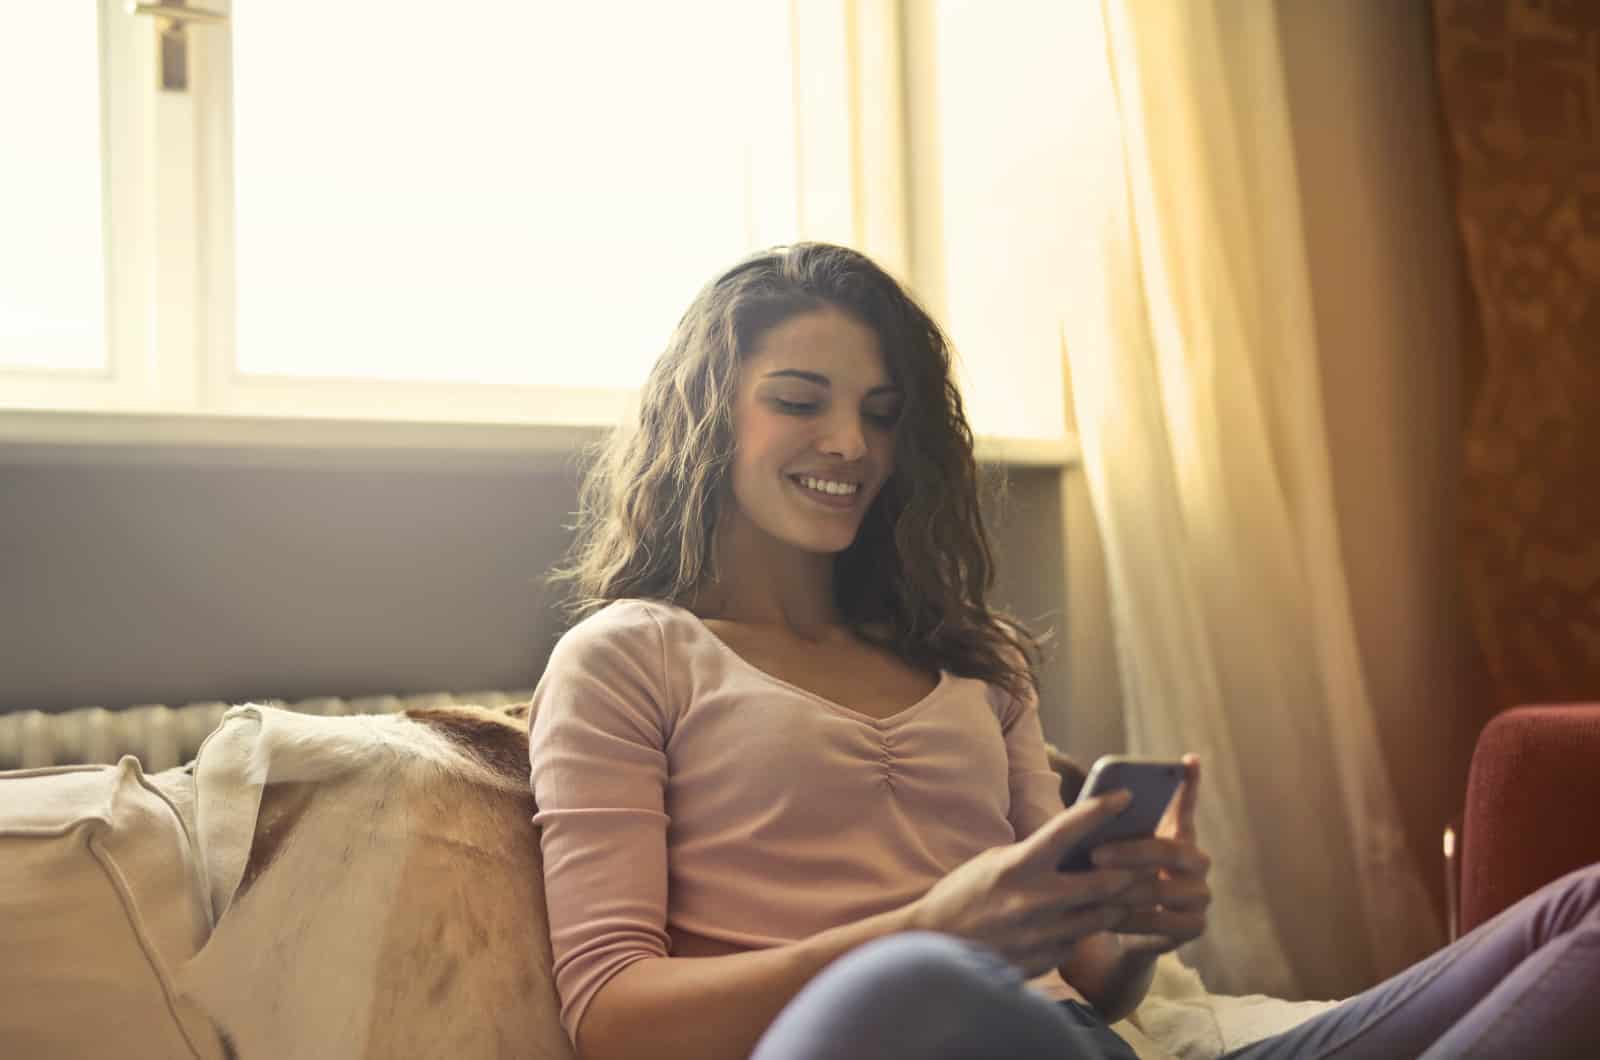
[762,369,900,396]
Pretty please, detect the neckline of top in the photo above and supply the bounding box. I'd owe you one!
[643,599,951,728]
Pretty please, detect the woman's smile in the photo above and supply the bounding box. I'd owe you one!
[788,473,863,510]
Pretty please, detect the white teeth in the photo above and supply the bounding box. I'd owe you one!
[797,475,860,496]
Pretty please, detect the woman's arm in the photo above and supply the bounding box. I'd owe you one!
[1059,932,1159,1023]
[578,903,917,1060]
[989,675,1167,1021]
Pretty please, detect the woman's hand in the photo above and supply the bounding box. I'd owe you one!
[906,791,1144,979]
[1091,753,1211,956]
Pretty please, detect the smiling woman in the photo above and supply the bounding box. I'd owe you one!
[533,241,1085,1060]
[551,242,1031,698]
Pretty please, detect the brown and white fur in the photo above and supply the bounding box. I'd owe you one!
[174,702,572,1060]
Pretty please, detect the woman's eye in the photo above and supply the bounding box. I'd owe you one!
[865,408,902,428]
[773,398,819,415]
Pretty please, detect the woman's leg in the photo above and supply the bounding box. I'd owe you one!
[748,931,1136,1060]
[1223,862,1600,1059]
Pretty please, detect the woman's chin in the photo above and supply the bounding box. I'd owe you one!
[775,522,861,556]
[791,534,858,556]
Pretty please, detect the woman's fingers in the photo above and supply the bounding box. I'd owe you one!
[1049,903,1131,945]
[1115,906,1207,943]
[1040,866,1139,912]
[1112,875,1212,911]
[1091,837,1211,877]
[1017,790,1134,874]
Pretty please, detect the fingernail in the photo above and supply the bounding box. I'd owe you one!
[1107,789,1133,809]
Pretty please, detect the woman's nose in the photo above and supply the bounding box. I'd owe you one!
[818,415,868,460]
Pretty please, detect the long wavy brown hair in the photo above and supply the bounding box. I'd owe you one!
[550,242,1040,699]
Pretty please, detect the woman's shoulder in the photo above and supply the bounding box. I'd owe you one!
[538,600,685,705]
[551,597,695,658]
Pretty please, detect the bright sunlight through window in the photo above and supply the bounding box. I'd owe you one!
[229,2,797,390]
[0,5,107,375]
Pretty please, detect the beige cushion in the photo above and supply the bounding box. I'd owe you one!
[0,757,226,1059]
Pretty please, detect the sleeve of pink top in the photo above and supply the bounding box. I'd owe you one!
[528,605,674,1050]
[995,675,1069,842]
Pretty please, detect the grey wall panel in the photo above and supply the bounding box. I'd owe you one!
[2,450,1074,738]
[1,449,584,712]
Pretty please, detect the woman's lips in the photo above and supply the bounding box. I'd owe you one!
[788,474,862,510]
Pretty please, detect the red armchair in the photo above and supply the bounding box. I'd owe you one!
[1449,703,1600,939]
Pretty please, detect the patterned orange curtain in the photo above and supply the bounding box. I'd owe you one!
[1432,0,1600,710]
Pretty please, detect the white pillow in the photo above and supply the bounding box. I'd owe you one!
[0,757,227,1059]
[1129,951,1341,1060]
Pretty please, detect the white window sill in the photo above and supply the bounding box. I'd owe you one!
[0,408,1081,471]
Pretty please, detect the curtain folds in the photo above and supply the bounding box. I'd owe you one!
[1059,0,1442,999]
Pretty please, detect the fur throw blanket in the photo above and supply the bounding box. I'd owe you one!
[178,702,573,1059]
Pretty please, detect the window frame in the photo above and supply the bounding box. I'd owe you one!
[1,0,1078,467]
[3,0,157,411]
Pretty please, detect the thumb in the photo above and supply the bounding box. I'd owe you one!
[1019,790,1132,870]
[1175,754,1201,842]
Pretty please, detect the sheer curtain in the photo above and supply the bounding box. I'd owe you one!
[1058,0,1441,999]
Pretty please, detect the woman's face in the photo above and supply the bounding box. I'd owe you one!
[724,305,901,556]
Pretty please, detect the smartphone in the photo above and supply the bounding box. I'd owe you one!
[1056,756,1186,873]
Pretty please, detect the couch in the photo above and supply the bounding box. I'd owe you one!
[3,699,1591,1059]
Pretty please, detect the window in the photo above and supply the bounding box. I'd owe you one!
[2,0,1076,457]
[3,1,153,416]
[3,0,893,430]
[223,2,797,394]
[0,5,107,376]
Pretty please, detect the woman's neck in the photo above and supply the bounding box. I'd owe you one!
[691,515,841,635]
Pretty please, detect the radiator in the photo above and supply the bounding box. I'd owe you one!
[0,690,534,773]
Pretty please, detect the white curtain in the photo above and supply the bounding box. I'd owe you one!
[1058,0,1442,999]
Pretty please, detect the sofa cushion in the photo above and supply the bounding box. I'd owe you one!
[1128,949,1339,1058]
[0,757,227,1059]
[178,702,575,1059]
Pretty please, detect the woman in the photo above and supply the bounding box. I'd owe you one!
[529,242,1599,1060]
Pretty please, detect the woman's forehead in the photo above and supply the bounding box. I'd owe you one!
[744,307,892,386]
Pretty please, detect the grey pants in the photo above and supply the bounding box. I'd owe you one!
[749,862,1600,1059]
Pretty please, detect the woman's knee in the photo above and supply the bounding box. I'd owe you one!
[1553,861,1600,921]
[751,932,1065,1060]
[821,931,1025,1006]
[1513,862,1600,940]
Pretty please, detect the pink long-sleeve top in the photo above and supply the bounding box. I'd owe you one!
[528,598,1076,1048]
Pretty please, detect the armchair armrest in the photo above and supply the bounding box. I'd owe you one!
[1458,703,1600,935]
